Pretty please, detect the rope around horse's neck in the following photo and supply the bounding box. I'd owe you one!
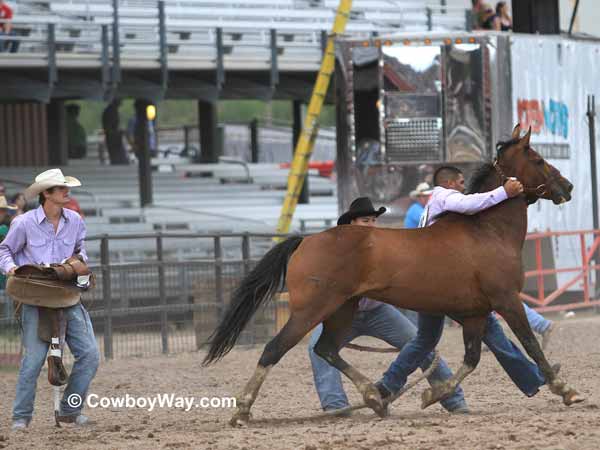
[311,351,441,419]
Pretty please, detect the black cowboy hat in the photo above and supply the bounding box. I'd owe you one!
[337,197,387,225]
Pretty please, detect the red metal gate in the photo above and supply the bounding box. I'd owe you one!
[520,229,600,312]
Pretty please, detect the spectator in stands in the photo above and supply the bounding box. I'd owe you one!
[0,196,16,228]
[10,192,27,216]
[404,182,432,229]
[471,0,484,30]
[0,0,18,53]
[480,3,500,30]
[0,198,15,315]
[0,196,16,316]
[102,100,129,165]
[66,104,88,159]
[496,2,513,31]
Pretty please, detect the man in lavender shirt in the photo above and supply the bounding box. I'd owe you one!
[308,197,468,415]
[1,169,99,431]
[376,166,555,404]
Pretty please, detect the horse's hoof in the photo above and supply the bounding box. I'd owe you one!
[563,390,585,406]
[229,411,251,427]
[364,385,388,418]
[421,387,435,409]
[421,385,450,409]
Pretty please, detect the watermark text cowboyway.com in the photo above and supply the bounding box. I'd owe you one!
[66,393,236,412]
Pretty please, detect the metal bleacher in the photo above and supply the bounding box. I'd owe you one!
[0,158,339,260]
[3,0,470,73]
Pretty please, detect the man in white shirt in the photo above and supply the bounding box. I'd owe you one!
[376,166,556,405]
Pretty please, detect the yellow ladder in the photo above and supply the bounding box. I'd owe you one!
[275,0,352,236]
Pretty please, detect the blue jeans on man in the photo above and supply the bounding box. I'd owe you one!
[308,303,467,412]
[13,304,100,422]
[380,312,546,397]
[0,30,19,53]
[523,303,552,334]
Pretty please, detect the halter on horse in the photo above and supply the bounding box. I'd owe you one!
[203,124,583,426]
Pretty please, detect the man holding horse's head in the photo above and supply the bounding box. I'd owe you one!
[419,166,556,345]
[375,165,557,405]
[307,197,469,415]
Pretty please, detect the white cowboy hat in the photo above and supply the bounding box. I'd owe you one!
[24,168,82,200]
[409,182,433,200]
[0,196,17,210]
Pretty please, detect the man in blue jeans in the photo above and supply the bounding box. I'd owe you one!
[523,303,555,350]
[309,197,468,415]
[0,169,100,431]
[376,166,557,404]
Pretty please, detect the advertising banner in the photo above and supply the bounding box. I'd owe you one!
[511,35,600,233]
[511,35,600,280]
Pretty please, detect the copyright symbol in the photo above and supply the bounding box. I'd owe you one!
[67,393,83,408]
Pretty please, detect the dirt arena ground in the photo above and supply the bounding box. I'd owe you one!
[1,314,599,450]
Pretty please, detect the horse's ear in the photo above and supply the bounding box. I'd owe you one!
[511,123,521,140]
[521,127,532,146]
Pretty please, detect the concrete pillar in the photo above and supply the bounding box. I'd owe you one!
[293,99,309,204]
[197,100,219,163]
[47,99,68,165]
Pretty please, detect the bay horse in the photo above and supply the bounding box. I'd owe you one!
[203,125,584,426]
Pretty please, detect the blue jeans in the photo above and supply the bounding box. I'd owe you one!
[0,30,19,53]
[308,304,467,412]
[13,304,100,422]
[523,303,552,334]
[381,313,545,397]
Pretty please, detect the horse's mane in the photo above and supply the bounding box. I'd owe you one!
[466,137,521,194]
[466,163,495,194]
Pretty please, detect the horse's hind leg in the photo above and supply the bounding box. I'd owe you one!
[230,309,328,426]
[313,300,387,417]
[421,316,486,409]
[497,297,584,406]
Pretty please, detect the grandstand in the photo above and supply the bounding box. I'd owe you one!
[1,0,470,82]
[0,156,338,237]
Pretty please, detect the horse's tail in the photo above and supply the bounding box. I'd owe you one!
[202,236,304,366]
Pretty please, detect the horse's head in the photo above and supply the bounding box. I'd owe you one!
[494,124,573,205]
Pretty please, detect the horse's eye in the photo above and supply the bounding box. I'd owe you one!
[537,159,545,166]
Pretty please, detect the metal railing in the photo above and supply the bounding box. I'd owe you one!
[0,2,472,62]
[0,231,298,363]
[520,229,600,312]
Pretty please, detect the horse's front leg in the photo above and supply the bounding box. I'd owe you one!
[421,316,486,409]
[498,298,584,406]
